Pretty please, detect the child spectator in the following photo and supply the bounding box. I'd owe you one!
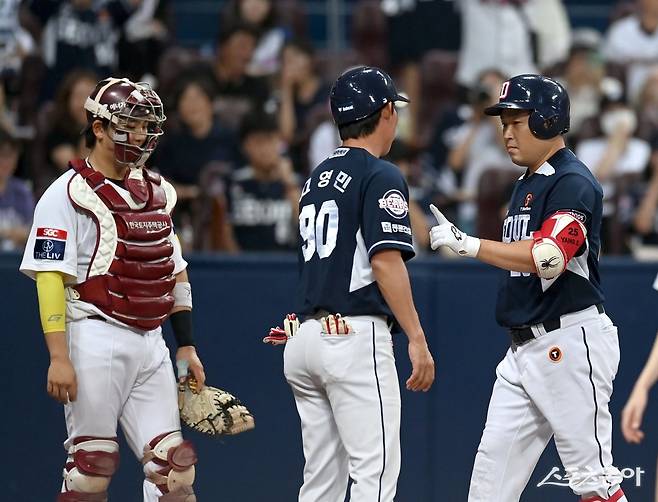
[224,112,300,251]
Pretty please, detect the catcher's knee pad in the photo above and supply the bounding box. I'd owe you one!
[57,491,109,501]
[142,431,197,496]
[58,436,119,501]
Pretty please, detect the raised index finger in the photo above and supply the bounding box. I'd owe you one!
[429,204,448,225]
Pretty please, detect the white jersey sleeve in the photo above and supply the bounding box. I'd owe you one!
[20,172,78,280]
[160,175,187,275]
[171,231,188,275]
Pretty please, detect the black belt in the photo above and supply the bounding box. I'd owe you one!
[509,304,604,346]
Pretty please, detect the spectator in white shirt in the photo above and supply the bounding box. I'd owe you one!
[456,0,569,89]
[604,0,658,103]
[576,81,651,250]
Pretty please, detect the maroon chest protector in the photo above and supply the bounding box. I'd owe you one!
[68,159,176,331]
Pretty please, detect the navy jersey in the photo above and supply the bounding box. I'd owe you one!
[496,148,605,327]
[295,147,415,318]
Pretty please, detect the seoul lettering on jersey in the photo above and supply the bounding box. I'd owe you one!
[495,148,605,327]
[34,227,67,261]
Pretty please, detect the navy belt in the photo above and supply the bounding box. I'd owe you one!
[509,304,604,346]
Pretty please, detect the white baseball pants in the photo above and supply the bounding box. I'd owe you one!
[63,318,181,501]
[284,315,401,502]
[469,305,626,501]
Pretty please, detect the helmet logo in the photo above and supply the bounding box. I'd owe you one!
[109,101,126,112]
[499,81,510,99]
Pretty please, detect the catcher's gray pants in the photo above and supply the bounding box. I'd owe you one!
[284,315,401,502]
[63,318,182,501]
[468,305,626,502]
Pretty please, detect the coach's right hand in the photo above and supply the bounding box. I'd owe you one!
[47,354,78,404]
[407,340,435,392]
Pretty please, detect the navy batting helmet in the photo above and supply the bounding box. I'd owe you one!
[484,74,570,140]
[330,66,409,126]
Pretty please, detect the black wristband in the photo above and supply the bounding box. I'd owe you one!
[170,310,195,347]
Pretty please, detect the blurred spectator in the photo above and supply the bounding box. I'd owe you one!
[156,76,241,193]
[444,69,516,232]
[631,149,658,257]
[556,29,605,139]
[0,0,39,130]
[45,69,98,173]
[118,0,173,82]
[604,0,658,103]
[384,140,432,252]
[530,0,571,70]
[24,0,138,100]
[223,112,300,251]
[456,0,569,90]
[636,68,658,140]
[190,23,271,131]
[576,81,651,253]
[382,0,460,143]
[154,76,242,250]
[0,129,34,251]
[278,38,330,174]
[221,0,287,78]
[0,1,35,78]
[307,118,340,171]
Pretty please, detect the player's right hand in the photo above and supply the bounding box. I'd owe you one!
[621,386,648,444]
[406,340,435,392]
[47,355,77,404]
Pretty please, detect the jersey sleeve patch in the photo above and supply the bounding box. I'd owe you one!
[34,227,67,261]
[378,189,409,219]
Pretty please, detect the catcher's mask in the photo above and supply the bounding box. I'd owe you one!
[84,77,165,167]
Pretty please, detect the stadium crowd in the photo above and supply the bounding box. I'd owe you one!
[2,0,658,257]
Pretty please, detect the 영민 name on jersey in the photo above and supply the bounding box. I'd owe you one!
[381,222,411,234]
[34,227,67,261]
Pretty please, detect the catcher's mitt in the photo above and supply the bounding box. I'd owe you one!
[178,377,255,436]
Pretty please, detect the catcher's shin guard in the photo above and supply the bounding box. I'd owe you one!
[143,431,197,496]
[58,436,119,501]
[159,485,197,501]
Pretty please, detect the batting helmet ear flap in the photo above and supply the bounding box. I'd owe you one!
[529,110,562,140]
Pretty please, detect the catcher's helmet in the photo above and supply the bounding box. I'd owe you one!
[484,74,570,140]
[330,66,409,126]
[85,77,166,167]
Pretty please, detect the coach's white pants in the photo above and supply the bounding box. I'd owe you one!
[63,318,181,502]
[284,315,401,502]
[469,306,625,501]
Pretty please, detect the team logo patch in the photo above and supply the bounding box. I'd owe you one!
[378,190,409,219]
[549,346,562,363]
[524,193,533,207]
[34,228,67,261]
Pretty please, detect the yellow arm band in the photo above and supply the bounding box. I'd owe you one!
[36,271,66,333]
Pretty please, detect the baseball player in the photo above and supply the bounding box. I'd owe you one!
[428,75,626,502]
[20,77,205,502]
[284,66,435,502]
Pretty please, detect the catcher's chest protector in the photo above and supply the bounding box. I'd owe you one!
[67,159,176,330]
